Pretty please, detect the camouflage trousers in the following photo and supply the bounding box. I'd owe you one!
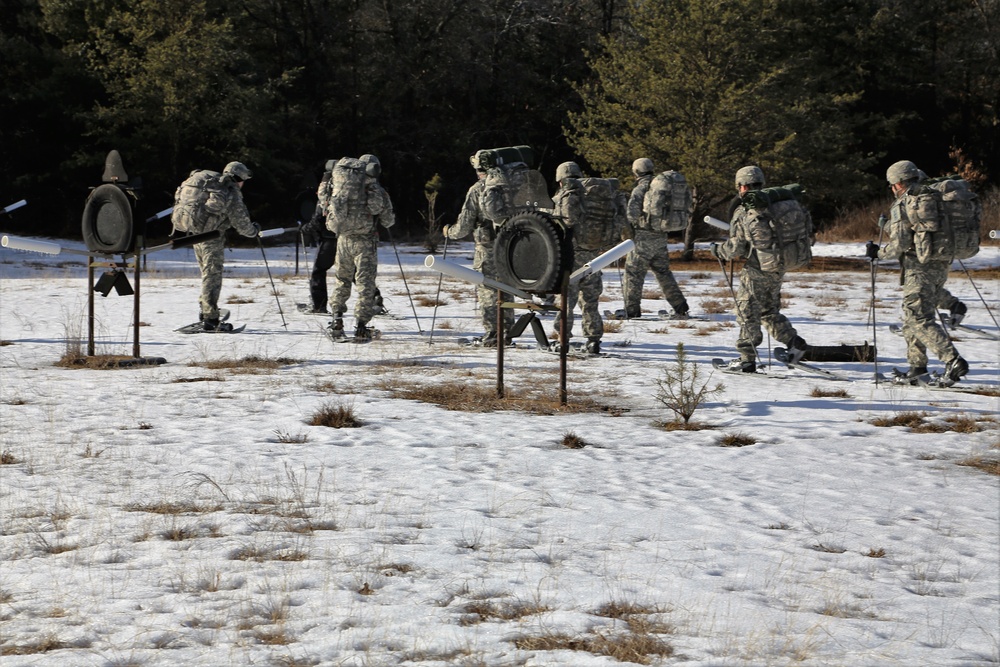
[624,229,687,314]
[899,256,959,369]
[557,248,603,340]
[194,236,226,320]
[330,234,379,324]
[733,265,799,362]
[473,242,513,334]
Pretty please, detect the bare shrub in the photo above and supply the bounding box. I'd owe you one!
[654,343,724,424]
[308,400,362,428]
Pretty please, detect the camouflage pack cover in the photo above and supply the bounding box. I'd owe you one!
[481,163,553,223]
[744,196,812,272]
[642,170,692,232]
[171,170,233,234]
[326,157,370,235]
[576,177,623,251]
[904,176,981,263]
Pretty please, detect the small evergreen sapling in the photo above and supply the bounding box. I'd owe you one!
[654,342,724,423]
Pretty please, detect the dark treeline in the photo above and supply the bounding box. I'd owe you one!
[1,0,997,242]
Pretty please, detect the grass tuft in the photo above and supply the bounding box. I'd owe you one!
[561,431,588,449]
[719,432,758,447]
[308,400,362,428]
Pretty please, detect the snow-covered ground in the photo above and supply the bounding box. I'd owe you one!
[1,235,998,667]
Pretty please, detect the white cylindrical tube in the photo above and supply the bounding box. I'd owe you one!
[568,239,634,284]
[258,227,286,238]
[145,206,173,222]
[424,255,532,300]
[1,235,62,255]
[703,215,731,231]
[2,200,27,214]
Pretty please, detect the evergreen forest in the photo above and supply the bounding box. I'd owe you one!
[1,0,997,241]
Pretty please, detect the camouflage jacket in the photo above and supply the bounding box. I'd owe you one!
[447,179,495,245]
[626,175,653,232]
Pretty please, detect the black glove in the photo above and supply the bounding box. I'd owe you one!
[865,241,880,260]
[710,242,722,259]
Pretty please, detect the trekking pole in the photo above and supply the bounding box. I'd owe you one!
[868,215,886,381]
[257,233,288,329]
[428,235,449,345]
[386,227,423,332]
[957,259,999,328]
[716,252,758,365]
[298,221,311,268]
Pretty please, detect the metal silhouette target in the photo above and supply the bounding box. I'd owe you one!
[81,184,135,253]
[493,211,573,294]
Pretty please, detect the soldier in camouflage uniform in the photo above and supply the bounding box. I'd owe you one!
[550,161,606,354]
[866,160,968,383]
[443,153,513,346]
[712,165,810,373]
[623,157,689,319]
[328,154,395,340]
[172,161,258,331]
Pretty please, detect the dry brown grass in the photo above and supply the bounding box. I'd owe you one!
[561,431,588,448]
[308,400,362,428]
[380,379,626,416]
[0,634,73,656]
[54,353,157,369]
[415,295,445,307]
[123,500,224,514]
[810,387,851,398]
[869,411,993,433]
[719,432,758,447]
[1,450,19,465]
[865,547,887,558]
[513,629,673,664]
[700,299,729,314]
[460,599,551,626]
[956,455,1000,476]
[190,355,300,372]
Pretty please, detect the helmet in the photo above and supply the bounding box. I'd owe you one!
[555,161,582,182]
[632,157,654,177]
[324,159,335,172]
[223,161,252,182]
[735,165,765,188]
[360,154,381,178]
[886,160,920,185]
[470,153,486,171]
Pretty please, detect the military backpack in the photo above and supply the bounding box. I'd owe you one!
[171,170,231,234]
[326,157,371,235]
[741,184,812,272]
[642,170,692,233]
[575,177,623,251]
[903,176,981,263]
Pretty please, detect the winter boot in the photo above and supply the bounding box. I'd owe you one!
[354,320,374,341]
[785,336,810,364]
[584,338,601,355]
[725,358,756,373]
[944,356,969,383]
[893,365,929,385]
[948,301,967,327]
[202,318,233,332]
[625,306,642,319]
[328,315,346,339]
[673,300,690,318]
